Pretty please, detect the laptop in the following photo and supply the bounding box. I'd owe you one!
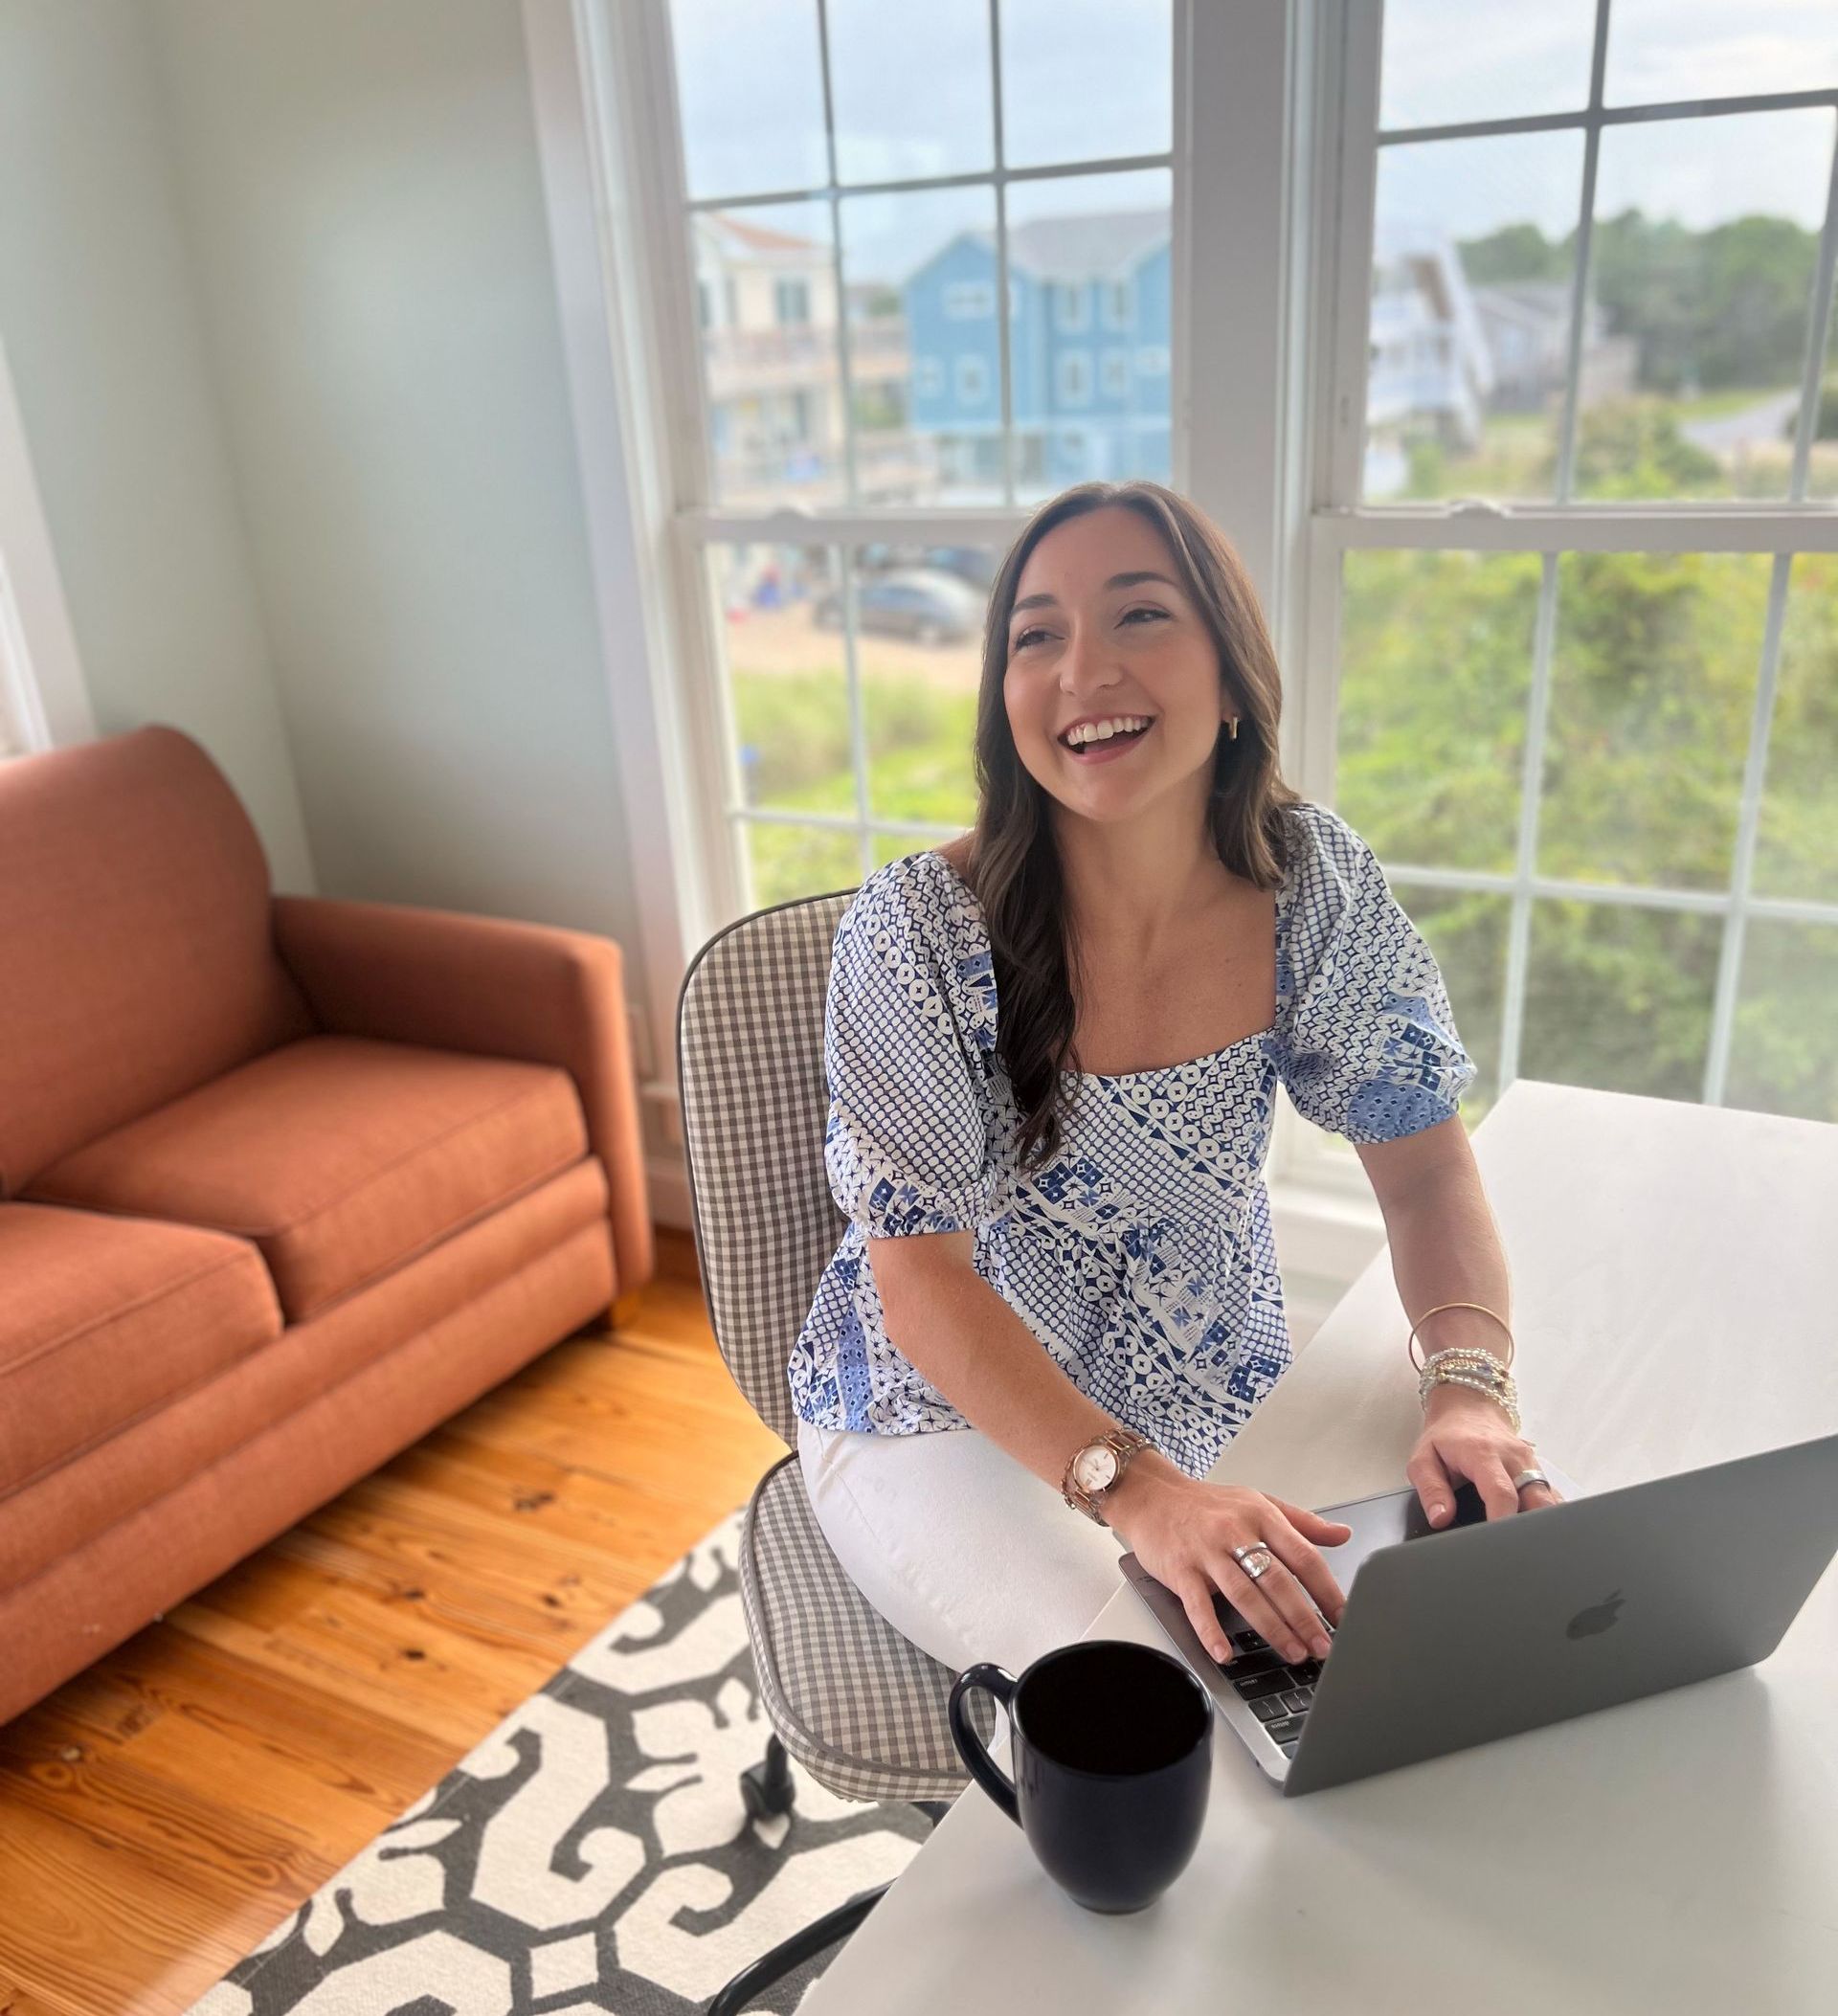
[1120,1430,1838,1797]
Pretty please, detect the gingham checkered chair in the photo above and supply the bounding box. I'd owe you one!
[676,885,998,2014]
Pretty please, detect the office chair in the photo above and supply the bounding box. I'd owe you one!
[676,884,997,2016]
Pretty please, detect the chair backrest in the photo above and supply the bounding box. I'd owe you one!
[0,724,314,1195]
[677,886,855,1450]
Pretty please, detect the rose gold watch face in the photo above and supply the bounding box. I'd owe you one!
[1073,1445,1119,1494]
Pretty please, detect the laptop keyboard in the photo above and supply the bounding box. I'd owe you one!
[1212,1622,1328,1759]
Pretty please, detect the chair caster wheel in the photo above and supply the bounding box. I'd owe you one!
[741,1758,798,1821]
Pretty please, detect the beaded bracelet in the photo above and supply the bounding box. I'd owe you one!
[1419,1347,1522,1433]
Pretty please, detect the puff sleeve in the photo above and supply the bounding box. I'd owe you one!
[1277,805,1478,1143]
[822,862,997,1238]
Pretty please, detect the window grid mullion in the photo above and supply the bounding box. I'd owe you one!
[1703,552,1796,1106]
[988,0,1016,508]
[1495,554,1560,1094]
[811,0,860,510]
[1552,0,1613,504]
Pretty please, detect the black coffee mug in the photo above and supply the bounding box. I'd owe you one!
[948,1639,1213,1914]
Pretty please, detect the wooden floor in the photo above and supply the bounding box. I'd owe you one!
[0,1228,787,2016]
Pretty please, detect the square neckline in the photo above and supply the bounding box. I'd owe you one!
[925,829,1301,1085]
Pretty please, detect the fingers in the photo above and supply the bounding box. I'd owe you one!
[1222,1548,1334,1662]
[1173,1574,1234,1665]
[1268,1496,1354,1546]
[1517,1481,1563,1512]
[1260,1514,1349,1627]
[1406,1444,1457,1526]
[1473,1452,1521,1521]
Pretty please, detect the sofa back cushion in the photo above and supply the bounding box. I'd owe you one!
[0,725,315,1193]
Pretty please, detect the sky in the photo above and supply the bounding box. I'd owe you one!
[665,0,1838,274]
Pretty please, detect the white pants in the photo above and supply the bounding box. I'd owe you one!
[796,1414,1132,1680]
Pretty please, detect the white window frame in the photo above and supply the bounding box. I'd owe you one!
[956,353,991,404]
[1101,347,1132,396]
[0,335,95,759]
[528,0,1380,1235]
[1137,343,1171,375]
[1290,0,1838,1198]
[1058,350,1092,404]
[773,276,811,325]
[1103,279,1134,330]
[945,280,996,320]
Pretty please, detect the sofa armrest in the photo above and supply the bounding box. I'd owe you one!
[272,895,654,1295]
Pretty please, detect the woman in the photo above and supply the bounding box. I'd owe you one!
[787,479,1558,1683]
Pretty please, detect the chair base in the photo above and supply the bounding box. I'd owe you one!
[706,1733,954,2013]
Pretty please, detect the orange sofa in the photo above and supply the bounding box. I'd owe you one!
[0,725,655,1726]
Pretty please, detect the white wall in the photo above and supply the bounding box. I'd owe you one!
[0,0,315,889]
[146,0,643,966]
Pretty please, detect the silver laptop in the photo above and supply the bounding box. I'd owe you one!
[1120,1431,1838,1797]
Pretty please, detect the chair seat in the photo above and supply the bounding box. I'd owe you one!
[28,1034,589,1322]
[0,1200,282,1494]
[738,1452,994,1804]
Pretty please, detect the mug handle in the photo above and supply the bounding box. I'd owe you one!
[948,1663,1020,1826]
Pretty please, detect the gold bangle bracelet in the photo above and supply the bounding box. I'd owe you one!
[1407,1300,1515,1374]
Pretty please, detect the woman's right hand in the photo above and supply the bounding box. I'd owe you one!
[1109,1474,1351,1667]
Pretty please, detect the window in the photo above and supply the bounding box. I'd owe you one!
[1101,348,1131,396]
[956,354,990,403]
[1058,352,1092,404]
[1103,280,1133,329]
[1053,280,1091,331]
[593,1,1838,1200]
[944,280,995,319]
[1302,0,1838,1176]
[773,277,811,325]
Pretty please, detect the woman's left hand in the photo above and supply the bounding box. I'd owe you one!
[1407,1383,1562,1526]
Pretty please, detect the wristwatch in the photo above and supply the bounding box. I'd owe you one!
[1062,1428,1153,1527]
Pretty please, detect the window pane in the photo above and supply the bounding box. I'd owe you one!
[743,820,862,909]
[1728,919,1838,1124]
[1574,110,1834,503]
[1337,549,1539,873]
[1006,170,1172,504]
[997,0,1171,171]
[851,544,991,835]
[696,204,845,509]
[669,0,828,201]
[1366,131,1585,503]
[841,182,998,505]
[1522,898,1721,1102]
[1808,289,1838,500]
[1391,878,1511,1122]
[1753,554,1838,905]
[1538,553,1772,892]
[714,544,854,823]
[1604,0,1838,107]
[1378,0,1597,132]
[826,0,994,184]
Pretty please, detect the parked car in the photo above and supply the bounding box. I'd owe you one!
[856,543,996,592]
[812,568,985,645]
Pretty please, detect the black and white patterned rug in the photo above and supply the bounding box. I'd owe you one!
[187,1503,943,2015]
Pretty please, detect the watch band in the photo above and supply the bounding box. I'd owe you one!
[1062,1429,1153,1526]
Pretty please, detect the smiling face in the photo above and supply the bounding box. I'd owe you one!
[1001,504,1229,822]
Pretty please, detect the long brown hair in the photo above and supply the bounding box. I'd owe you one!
[954,479,1305,1174]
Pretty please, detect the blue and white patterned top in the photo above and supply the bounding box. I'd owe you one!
[787,799,1478,1480]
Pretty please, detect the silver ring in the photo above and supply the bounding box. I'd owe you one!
[1231,1542,1275,1581]
[1513,1467,1549,1492]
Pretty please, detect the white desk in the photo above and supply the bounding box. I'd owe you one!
[800,1082,1838,2016]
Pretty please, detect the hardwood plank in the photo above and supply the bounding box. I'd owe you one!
[0,1234,790,2015]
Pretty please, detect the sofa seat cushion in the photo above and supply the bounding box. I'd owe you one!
[0,1200,282,1495]
[27,1035,591,1323]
